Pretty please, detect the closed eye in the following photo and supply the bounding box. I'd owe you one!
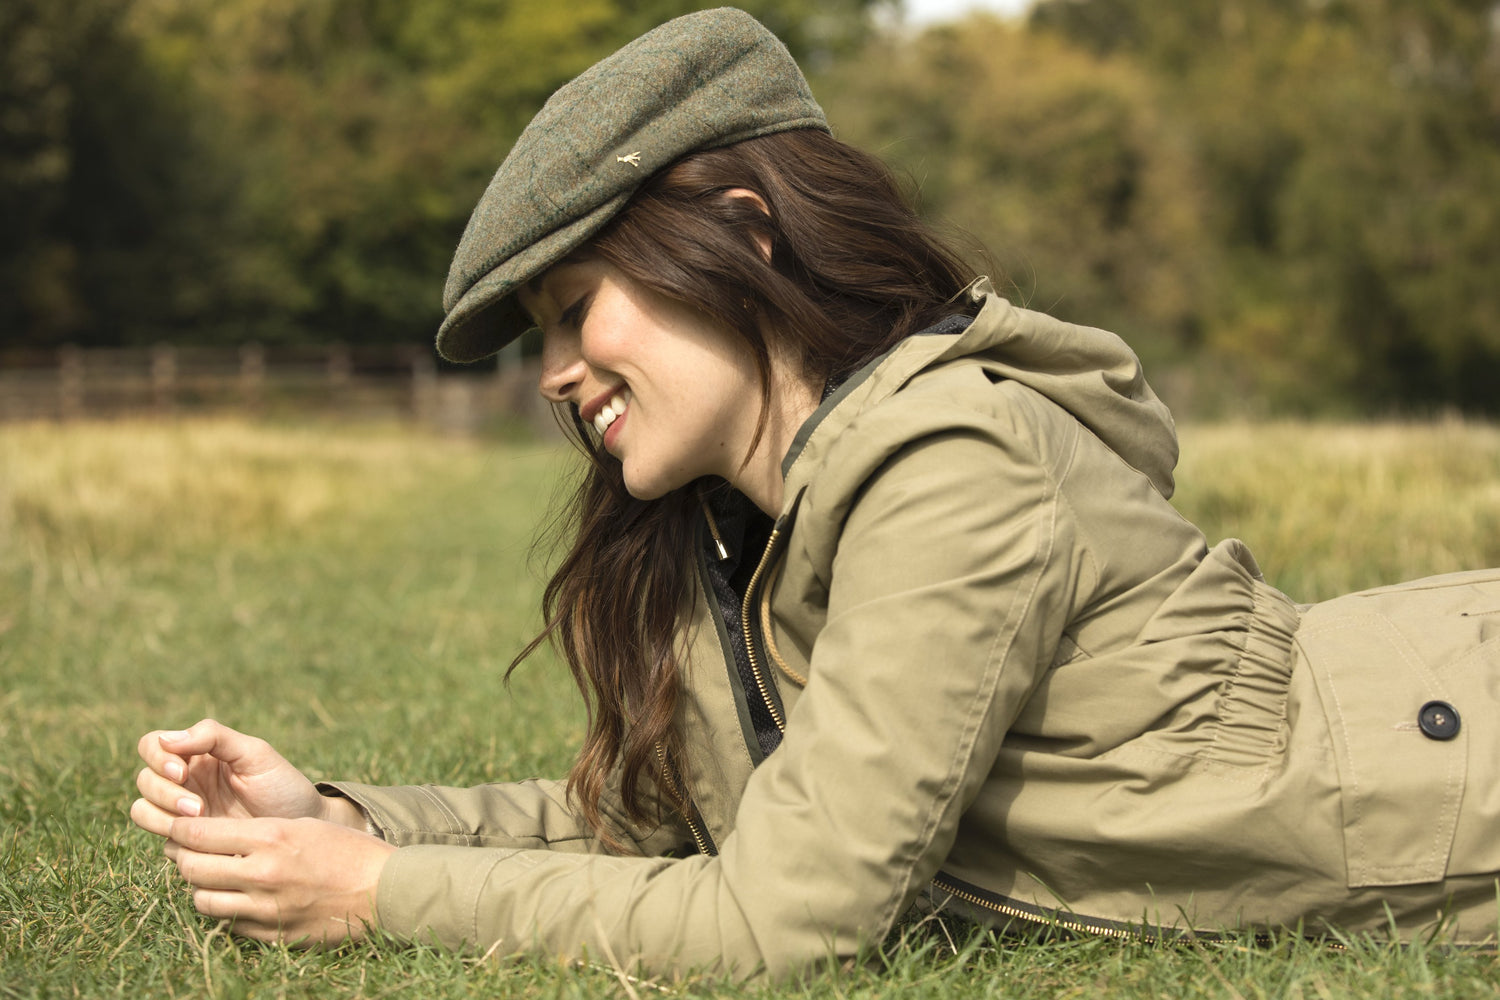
[559,295,591,331]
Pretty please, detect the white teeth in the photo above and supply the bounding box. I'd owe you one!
[592,390,630,435]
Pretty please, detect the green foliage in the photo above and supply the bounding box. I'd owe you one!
[816,17,1209,373]
[3,418,1500,996]
[0,0,73,340]
[119,0,630,345]
[0,0,242,347]
[2,0,885,351]
[1027,0,1500,412]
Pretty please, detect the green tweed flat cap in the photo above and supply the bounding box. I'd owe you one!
[436,7,829,363]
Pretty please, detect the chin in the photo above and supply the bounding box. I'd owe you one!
[621,476,667,502]
[621,467,690,503]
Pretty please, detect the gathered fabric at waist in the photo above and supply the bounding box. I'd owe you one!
[1210,554,1303,768]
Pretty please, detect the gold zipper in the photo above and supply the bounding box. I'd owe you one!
[741,525,786,732]
[654,743,715,857]
[928,872,1143,941]
[929,872,1343,951]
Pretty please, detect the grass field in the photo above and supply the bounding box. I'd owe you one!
[3,416,1499,998]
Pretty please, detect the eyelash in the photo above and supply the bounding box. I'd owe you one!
[560,295,590,330]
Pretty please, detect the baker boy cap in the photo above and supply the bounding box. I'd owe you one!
[436,7,829,363]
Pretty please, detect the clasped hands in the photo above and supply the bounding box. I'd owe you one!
[130,719,396,945]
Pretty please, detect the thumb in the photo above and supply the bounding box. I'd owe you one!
[160,719,276,773]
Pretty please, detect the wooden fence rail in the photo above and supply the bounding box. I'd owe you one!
[0,342,550,434]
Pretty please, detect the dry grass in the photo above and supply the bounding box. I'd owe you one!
[1174,418,1500,600]
[0,417,473,559]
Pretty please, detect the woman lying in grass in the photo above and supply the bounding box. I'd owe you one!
[130,7,1500,981]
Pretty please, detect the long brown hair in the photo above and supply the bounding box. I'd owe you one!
[512,128,979,845]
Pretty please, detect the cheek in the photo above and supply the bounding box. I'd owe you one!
[581,325,624,366]
[579,295,646,368]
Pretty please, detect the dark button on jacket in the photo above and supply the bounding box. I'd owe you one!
[1418,700,1461,740]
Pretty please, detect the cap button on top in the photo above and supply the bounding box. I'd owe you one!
[1418,700,1461,740]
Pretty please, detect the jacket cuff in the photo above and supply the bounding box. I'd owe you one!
[314,782,381,837]
[375,844,526,949]
[316,780,394,840]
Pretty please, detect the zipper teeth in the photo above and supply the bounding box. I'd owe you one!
[929,875,1345,952]
[654,743,714,857]
[683,803,713,857]
[741,526,786,732]
[930,874,1141,941]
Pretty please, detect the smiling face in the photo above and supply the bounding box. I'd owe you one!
[520,258,814,511]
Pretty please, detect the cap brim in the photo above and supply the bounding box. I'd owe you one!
[435,190,632,363]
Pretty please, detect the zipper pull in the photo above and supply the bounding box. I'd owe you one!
[698,487,731,561]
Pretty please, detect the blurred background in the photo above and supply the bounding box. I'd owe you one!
[2,0,1497,424]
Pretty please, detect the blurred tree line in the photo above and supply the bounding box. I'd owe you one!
[0,0,878,350]
[2,0,1497,413]
[824,0,1500,413]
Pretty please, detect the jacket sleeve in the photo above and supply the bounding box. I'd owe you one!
[319,763,695,858]
[369,384,1083,980]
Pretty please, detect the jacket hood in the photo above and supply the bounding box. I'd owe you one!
[783,278,1179,499]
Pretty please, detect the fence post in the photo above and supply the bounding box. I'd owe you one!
[496,338,521,377]
[327,342,352,412]
[328,342,351,385]
[151,344,177,416]
[239,342,265,414]
[410,349,437,426]
[58,344,83,420]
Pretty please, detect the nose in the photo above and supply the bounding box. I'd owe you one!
[537,327,586,404]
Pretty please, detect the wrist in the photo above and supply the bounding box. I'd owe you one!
[319,791,373,832]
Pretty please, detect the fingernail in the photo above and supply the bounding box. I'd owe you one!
[161,731,189,743]
[165,761,185,782]
[177,796,201,817]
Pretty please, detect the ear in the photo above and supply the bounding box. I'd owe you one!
[721,187,773,262]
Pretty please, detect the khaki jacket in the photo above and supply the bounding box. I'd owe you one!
[328,282,1500,979]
